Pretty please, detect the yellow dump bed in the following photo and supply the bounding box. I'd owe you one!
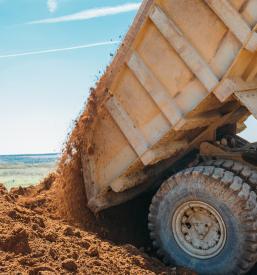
[82,0,257,212]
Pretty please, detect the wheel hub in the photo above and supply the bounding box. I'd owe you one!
[172,201,226,259]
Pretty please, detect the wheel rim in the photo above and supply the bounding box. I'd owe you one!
[172,201,226,259]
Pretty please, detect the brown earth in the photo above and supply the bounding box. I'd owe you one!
[0,138,196,275]
[0,181,194,275]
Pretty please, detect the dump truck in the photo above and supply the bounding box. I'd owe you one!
[78,0,257,274]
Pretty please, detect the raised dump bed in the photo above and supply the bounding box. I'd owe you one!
[83,0,257,211]
[79,0,257,273]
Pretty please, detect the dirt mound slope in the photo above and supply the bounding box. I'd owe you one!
[0,183,194,274]
[13,146,156,249]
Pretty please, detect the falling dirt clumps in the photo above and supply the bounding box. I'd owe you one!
[0,184,194,274]
[0,86,196,274]
[1,90,195,274]
[0,83,197,274]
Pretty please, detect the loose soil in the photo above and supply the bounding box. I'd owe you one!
[0,139,195,275]
[0,181,193,274]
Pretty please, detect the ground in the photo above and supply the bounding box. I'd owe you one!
[0,177,194,274]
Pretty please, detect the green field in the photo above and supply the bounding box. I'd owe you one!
[0,154,58,190]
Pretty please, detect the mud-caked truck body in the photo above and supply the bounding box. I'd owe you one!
[80,1,257,273]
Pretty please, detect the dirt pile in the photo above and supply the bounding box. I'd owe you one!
[14,151,156,249]
[0,182,195,274]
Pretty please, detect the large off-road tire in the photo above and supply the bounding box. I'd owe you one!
[148,166,257,275]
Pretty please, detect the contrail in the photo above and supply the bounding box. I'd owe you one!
[28,3,141,24]
[0,41,120,59]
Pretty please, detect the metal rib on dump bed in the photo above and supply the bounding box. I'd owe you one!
[82,0,257,212]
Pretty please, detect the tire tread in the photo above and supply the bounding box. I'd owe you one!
[148,165,257,274]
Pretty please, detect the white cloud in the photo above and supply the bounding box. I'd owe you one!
[0,41,119,59]
[29,2,141,24]
[47,0,58,13]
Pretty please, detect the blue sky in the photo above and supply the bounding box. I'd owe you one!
[0,0,256,155]
[0,0,140,155]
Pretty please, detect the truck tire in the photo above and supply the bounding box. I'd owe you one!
[200,159,257,192]
[148,166,257,274]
